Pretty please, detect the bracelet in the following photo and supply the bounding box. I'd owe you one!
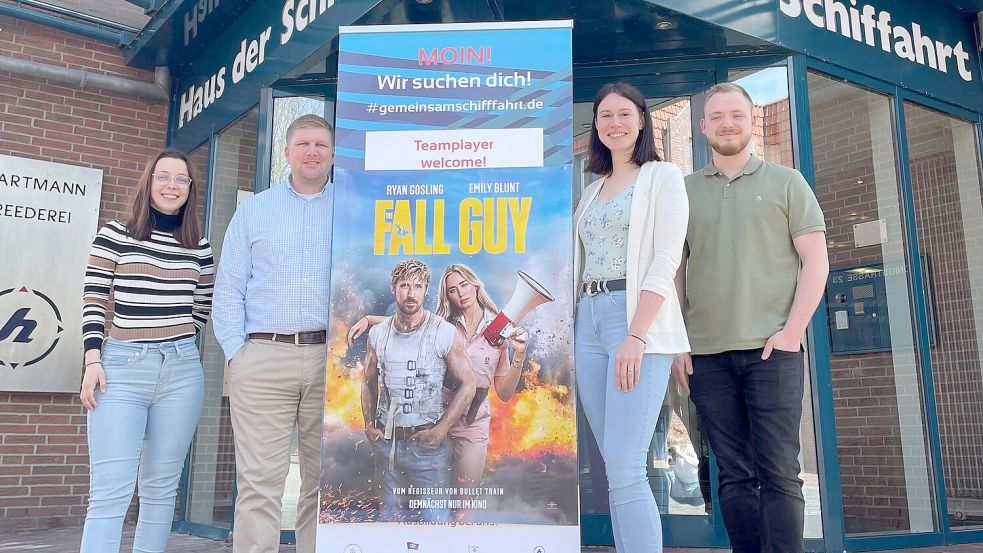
[84,360,101,367]
[628,333,647,345]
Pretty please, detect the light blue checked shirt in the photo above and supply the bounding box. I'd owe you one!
[212,175,334,360]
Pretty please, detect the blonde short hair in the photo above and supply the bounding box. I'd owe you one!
[704,82,754,109]
[391,259,431,288]
[285,114,334,143]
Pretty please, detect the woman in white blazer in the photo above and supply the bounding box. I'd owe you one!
[573,82,689,553]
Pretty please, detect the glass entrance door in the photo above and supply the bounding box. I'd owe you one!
[181,106,261,539]
[805,65,983,549]
[807,71,940,539]
[902,103,983,536]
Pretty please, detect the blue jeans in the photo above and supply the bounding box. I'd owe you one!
[373,437,451,522]
[689,348,805,553]
[81,337,204,553]
[575,290,672,553]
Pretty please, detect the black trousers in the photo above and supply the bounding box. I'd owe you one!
[690,348,806,553]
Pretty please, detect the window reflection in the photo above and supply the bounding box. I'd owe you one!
[905,102,983,531]
[808,71,937,536]
[271,96,335,186]
[186,106,261,529]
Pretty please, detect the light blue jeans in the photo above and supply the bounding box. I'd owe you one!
[575,290,672,553]
[373,437,451,522]
[80,337,204,553]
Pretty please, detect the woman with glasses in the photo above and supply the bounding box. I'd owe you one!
[79,150,213,553]
[573,82,689,553]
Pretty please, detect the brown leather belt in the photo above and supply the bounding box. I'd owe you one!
[385,423,436,440]
[247,331,326,345]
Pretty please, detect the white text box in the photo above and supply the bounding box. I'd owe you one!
[365,128,543,171]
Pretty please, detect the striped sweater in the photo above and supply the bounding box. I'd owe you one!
[82,219,214,351]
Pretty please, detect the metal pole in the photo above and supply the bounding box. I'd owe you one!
[0,56,168,101]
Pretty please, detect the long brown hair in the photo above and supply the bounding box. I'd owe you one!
[586,82,661,176]
[126,149,202,248]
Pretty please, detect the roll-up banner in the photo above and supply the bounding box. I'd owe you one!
[320,21,578,553]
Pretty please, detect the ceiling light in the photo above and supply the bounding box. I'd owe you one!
[655,20,676,30]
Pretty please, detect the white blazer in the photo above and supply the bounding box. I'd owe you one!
[573,160,690,354]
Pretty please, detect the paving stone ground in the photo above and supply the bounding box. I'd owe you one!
[3,525,983,553]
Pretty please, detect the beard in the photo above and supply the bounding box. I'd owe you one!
[397,300,421,316]
[709,133,751,156]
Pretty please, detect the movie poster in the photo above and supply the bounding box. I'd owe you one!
[318,21,577,552]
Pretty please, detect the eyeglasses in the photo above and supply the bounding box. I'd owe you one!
[152,173,192,188]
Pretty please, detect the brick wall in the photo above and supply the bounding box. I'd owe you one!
[763,99,794,167]
[650,99,692,175]
[0,14,169,530]
[0,394,90,530]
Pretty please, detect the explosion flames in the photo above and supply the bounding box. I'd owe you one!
[487,360,576,463]
[323,320,576,466]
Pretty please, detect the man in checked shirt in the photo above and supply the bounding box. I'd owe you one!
[213,114,334,553]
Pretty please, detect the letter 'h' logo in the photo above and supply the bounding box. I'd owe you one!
[0,286,63,370]
[0,308,37,343]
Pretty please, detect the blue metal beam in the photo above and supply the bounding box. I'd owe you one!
[0,4,133,46]
[15,0,140,32]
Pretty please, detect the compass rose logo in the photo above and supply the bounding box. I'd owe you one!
[0,286,64,369]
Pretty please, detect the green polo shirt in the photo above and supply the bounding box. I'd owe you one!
[683,156,826,355]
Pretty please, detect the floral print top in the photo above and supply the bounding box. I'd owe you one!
[578,183,634,281]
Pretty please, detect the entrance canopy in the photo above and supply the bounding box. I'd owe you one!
[133,0,790,150]
[111,0,981,150]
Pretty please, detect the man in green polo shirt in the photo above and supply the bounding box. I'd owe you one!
[673,82,829,553]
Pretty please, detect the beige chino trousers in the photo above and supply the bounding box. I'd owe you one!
[228,339,326,553]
